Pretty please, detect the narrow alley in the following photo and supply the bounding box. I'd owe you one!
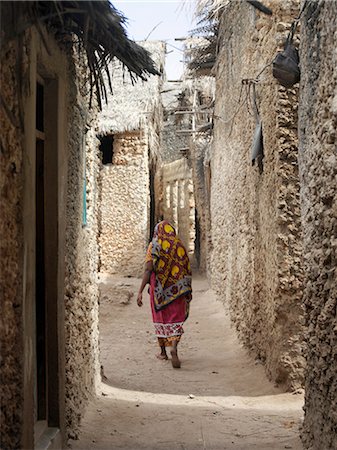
[1,1,336,450]
[70,275,303,450]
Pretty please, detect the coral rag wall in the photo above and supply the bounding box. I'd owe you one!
[0,23,101,447]
[64,48,100,440]
[99,132,150,277]
[299,1,337,448]
[97,41,164,277]
[0,34,25,450]
[210,0,304,390]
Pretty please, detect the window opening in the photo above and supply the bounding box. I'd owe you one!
[99,134,114,165]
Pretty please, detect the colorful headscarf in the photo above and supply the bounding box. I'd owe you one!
[146,221,192,311]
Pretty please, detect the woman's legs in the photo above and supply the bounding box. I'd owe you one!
[155,336,182,367]
[157,338,168,360]
[170,338,181,369]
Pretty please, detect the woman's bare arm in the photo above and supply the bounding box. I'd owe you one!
[137,261,153,307]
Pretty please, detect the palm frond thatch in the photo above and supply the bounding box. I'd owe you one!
[187,0,272,76]
[186,0,222,76]
[1,1,160,108]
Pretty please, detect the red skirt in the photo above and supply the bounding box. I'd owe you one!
[149,272,190,340]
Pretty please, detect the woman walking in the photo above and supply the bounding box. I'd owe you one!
[137,221,192,368]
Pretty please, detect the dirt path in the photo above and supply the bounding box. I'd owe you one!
[70,274,303,450]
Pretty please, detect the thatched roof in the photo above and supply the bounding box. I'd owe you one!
[99,41,165,135]
[1,1,159,108]
[187,0,272,76]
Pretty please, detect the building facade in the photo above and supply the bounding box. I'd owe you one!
[210,0,305,390]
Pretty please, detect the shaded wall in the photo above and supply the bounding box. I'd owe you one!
[0,33,25,450]
[0,24,100,447]
[211,0,304,390]
[64,48,100,440]
[299,1,337,448]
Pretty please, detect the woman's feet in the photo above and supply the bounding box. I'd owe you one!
[170,348,181,368]
[156,345,168,360]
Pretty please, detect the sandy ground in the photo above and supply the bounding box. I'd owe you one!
[69,274,304,450]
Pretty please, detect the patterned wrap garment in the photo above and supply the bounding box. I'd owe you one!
[147,221,192,311]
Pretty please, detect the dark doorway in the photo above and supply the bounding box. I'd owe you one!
[35,81,47,422]
[36,138,46,420]
[34,78,60,439]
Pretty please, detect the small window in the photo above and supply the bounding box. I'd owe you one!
[99,134,114,165]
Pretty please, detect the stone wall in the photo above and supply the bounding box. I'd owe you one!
[0,24,100,447]
[64,48,100,440]
[210,0,304,390]
[97,41,164,277]
[0,34,25,450]
[299,1,337,448]
[98,132,150,277]
[160,159,195,255]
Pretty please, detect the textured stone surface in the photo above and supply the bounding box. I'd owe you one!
[0,37,25,450]
[0,29,101,447]
[98,132,150,277]
[97,43,164,278]
[210,0,304,390]
[299,2,337,448]
[63,47,101,441]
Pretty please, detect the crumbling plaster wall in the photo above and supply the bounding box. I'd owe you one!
[299,2,337,448]
[99,132,150,277]
[211,0,304,390]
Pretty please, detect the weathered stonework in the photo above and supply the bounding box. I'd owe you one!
[0,24,100,448]
[64,48,100,440]
[211,0,304,390]
[0,36,25,450]
[97,42,165,277]
[98,132,150,277]
[299,1,337,448]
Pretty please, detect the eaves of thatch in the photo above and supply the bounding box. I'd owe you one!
[188,0,273,76]
[98,41,165,135]
[0,1,160,108]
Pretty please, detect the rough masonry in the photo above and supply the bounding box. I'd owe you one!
[210,0,305,390]
[299,1,337,448]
